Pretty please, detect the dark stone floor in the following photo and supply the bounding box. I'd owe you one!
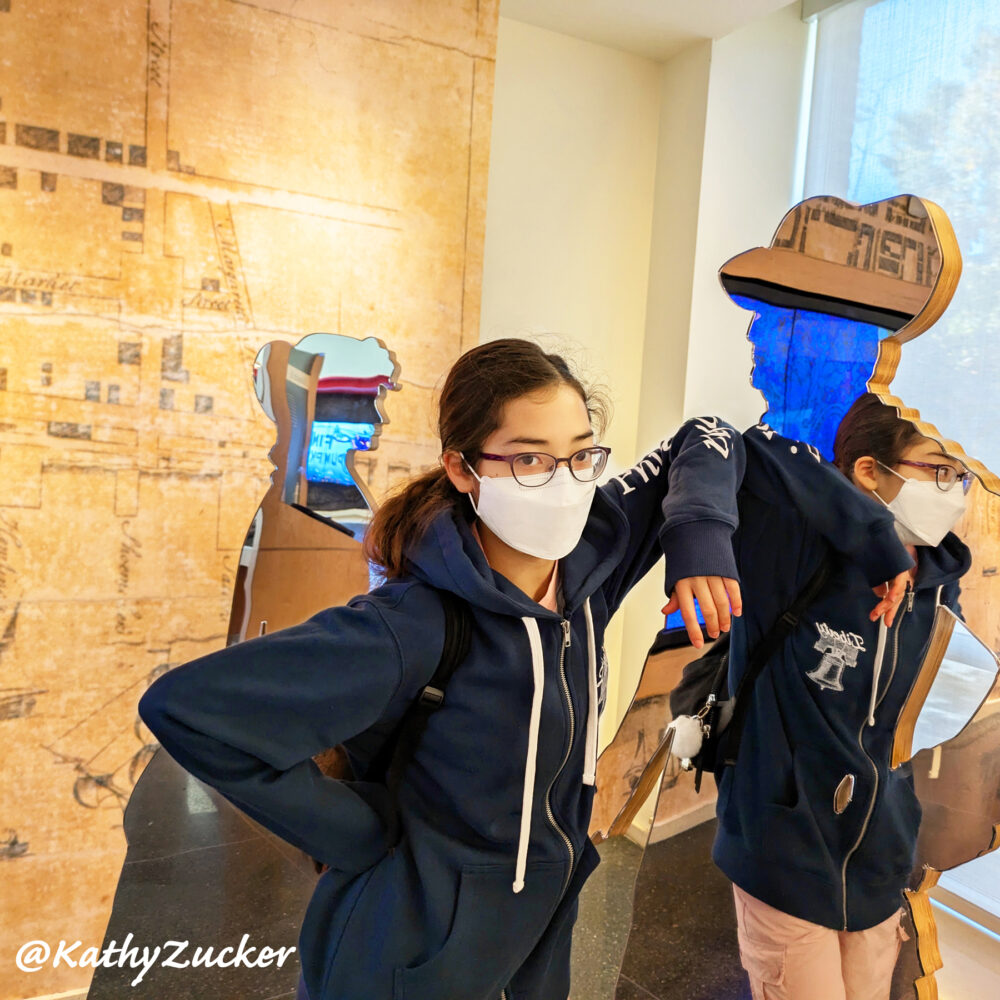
[572,821,750,1000]
[87,749,313,1000]
[89,750,748,1000]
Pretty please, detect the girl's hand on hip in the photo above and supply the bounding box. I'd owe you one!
[663,577,742,650]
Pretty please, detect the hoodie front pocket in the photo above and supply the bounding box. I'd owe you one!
[852,771,921,881]
[394,860,567,1000]
[757,744,841,881]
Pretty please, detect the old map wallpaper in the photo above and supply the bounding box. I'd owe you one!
[0,2,498,996]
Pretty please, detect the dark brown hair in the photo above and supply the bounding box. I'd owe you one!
[363,338,610,578]
[832,393,922,480]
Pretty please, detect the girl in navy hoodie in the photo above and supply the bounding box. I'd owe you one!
[716,394,972,1000]
[139,337,748,1000]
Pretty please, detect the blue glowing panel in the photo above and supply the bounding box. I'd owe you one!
[665,607,702,633]
[737,295,889,460]
[306,421,374,484]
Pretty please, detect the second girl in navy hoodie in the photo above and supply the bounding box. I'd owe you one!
[715,394,971,1000]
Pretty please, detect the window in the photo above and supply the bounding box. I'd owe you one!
[805,0,1000,928]
[805,0,1000,478]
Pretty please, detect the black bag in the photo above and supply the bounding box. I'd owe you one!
[668,555,833,792]
[310,590,472,872]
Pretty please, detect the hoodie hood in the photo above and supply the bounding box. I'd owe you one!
[914,530,971,588]
[406,490,630,617]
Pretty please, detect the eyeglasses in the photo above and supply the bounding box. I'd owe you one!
[895,459,975,494]
[476,446,611,486]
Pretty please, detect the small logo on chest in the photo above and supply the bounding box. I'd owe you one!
[807,621,867,692]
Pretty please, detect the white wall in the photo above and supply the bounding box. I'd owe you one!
[682,3,811,427]
[479,18,662,465]
[614,40,713,743]
[479,16,663,726]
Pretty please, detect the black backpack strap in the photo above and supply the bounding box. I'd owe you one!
[371,590,473,791]
[720,552,834,769]
[414,590,472,709]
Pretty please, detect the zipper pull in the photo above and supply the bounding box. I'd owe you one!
[561,619,572,648]
[907,590,915,612]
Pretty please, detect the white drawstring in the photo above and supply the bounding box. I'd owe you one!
[582,598,598,785]
[514,617,545,893]
[867,615,889,726]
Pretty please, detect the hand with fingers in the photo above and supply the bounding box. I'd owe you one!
[870,569,911,626]
[663,577,743,649]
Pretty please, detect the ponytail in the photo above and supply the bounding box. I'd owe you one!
[362,467,462,578]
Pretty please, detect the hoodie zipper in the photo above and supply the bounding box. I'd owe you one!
[544,618,576,893]
[840,590,914,928]
[873,589,914,713]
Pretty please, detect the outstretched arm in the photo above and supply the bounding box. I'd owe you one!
[598,416,745,644]
[742,422,914,625]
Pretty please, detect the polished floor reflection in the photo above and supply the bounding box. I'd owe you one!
[87,750,314,1000]
[606,822,749,1000]
[82,757,1000,1000]
[571,837,646,999]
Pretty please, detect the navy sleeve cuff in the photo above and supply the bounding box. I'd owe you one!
[856,521,915,588]
[660,519,739,598]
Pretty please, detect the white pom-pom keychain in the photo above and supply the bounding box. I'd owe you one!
[666,714,705,768]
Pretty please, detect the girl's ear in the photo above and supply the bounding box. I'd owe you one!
[853,455,880,492]
[442,450,477,495]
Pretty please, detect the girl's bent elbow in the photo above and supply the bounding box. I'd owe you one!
[137,677,171,734]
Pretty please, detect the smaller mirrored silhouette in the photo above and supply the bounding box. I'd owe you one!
[89,334,397,1000]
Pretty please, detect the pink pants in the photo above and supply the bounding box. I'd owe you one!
[733,885,907,1000]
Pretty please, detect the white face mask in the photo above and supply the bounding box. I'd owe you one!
[874,462,967,547]
[463,459,597,560]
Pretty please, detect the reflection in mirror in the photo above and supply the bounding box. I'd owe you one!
[577,639,675,1000]
[229,337,388,643]
[892,632,1000,996]
[584,628,744,998]
[253,333,399,538]
[895,605,1000,764]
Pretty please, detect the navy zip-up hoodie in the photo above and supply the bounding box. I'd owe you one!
[713,423,971,932]
[138,416,745,1000]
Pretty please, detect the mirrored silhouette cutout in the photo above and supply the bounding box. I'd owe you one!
[889,609,1000,995]
[896,608,1000,763]
[721,195,944,461]
[596,195,999,1000]
[229,335,396,643]
[252,334,398,537]
[90,335,395,999]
